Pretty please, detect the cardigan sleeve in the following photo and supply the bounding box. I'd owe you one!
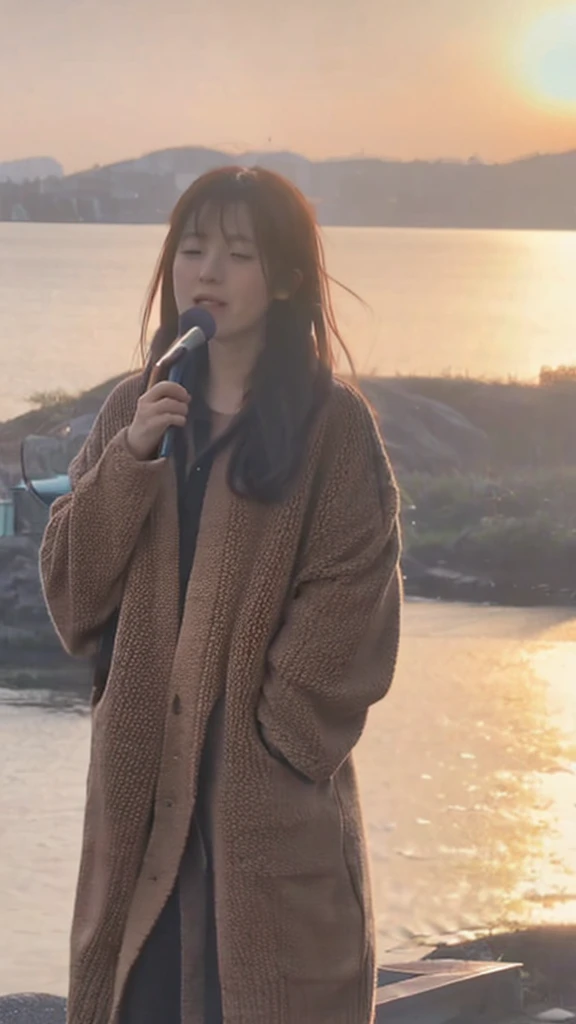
[39,375,166,658]
[256,384,402,783]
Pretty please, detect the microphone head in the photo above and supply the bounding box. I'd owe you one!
[178,306,217,341]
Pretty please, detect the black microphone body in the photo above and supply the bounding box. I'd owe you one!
[157,308,216,459]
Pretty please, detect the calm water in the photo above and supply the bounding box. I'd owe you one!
[1,223,576,420]
[2,602,576,994]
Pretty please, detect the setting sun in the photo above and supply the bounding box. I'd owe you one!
[515,3,576,108]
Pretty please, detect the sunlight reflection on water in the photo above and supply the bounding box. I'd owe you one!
[3,603,576,992]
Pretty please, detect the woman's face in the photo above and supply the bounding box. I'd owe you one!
[172,201,270,344]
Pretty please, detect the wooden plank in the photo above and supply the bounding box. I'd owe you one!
[376,960,523,1023]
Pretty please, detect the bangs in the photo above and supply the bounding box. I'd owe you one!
[185,199,258,247]
[180,170,263,245]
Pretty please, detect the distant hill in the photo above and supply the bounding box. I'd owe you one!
[1,146,576,228]
[0,157,63,183]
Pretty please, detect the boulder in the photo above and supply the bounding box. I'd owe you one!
[0,995,66,1024]
[0,537,50,628]
[361,379,489,473]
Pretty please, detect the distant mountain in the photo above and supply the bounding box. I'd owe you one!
[74,146,314,195]
[0,157,63,183]
[2,146,576,228]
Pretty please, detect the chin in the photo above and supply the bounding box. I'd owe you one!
[212,325,252,343]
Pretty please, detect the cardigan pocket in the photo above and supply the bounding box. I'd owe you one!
[273,854,366,983]
[242,728,368,982]
[273,786,368,983]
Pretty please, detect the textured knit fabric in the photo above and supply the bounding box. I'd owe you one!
[39,371,402,1024]
[120,408,227,1024]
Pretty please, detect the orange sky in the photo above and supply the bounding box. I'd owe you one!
[1,0,575,172]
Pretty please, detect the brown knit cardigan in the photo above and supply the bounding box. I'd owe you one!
[39,372,402,1024]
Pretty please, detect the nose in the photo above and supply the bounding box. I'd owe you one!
[198,247,224,284]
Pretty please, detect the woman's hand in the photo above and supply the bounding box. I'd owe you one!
[126,381,190,461]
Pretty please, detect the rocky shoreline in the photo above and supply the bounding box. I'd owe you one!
[426,926,576,1020]
[1,370,576,668]
[404,555,576,608]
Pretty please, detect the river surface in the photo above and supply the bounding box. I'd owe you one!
[2,224,576,420]
[2,600,576,995]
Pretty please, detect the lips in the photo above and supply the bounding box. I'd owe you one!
[194,296,226,308]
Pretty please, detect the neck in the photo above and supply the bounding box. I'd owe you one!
[205,330,263,415]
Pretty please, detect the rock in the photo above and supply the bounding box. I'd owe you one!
[402,556,498,604]
[428,926,576,1015]
[0,537,50,628]
[532,1011,576,1022]
[0,994,66,1023]
[361,379,489,473]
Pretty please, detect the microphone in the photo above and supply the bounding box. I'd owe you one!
[154,306,216,380]
[156,306,216,459]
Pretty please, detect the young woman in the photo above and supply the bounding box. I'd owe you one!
[40,166,402,1024]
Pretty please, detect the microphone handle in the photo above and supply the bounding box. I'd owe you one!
[159,360,189,460]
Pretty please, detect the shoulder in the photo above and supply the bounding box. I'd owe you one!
[319,376,399,512]
[323,377,389,461]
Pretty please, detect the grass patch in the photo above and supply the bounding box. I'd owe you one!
[27,389,78,411]
[401,467,576,589]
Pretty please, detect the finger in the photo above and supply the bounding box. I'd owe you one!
[149,410,189,427]
[145,397,190,417]
[159,413,188,429]
[147,381,191,402]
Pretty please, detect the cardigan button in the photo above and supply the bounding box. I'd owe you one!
[172,694,182,715]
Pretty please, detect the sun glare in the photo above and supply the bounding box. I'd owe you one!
[515,3,576,109]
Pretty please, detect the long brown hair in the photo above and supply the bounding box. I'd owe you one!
[140,166,355,503]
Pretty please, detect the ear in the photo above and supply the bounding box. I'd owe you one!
[273,268,303,301]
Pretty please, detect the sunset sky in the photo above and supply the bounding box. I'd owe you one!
[2,0,575,173]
